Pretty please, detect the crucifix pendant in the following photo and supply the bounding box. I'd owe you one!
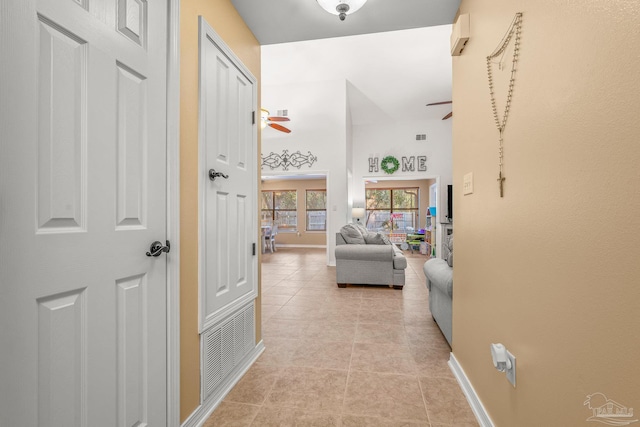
[497,171,506,197]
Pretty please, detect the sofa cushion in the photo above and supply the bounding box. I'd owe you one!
[340,224,366,244]
[335,244,395,262]
[363,232,388,245]
[446,236,453,267]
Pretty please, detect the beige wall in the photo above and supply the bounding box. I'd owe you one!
[452,1,640,425]
[179,0,260,421]
[261,179,328,246]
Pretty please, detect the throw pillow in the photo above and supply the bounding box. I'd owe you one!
[380,233,392,245]
[446,235,453,267]
[363,232,386,245]
[353,222,368,236]
[340,224,366,244]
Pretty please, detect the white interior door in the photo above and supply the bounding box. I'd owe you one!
[0,0,169,425]
[199,18,258,331]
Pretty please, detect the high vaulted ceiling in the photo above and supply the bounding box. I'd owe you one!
[234,0,461,141]
[261,25,456,133]
[231,0,461,45]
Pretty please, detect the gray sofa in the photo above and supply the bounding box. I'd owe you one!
[335,224,407,289]
[423,235,453,346]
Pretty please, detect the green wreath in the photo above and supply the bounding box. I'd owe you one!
[381,155,400,174]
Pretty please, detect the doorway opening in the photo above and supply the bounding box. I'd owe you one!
[260,172,329,258]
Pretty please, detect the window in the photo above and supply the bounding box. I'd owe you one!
[365,188,419,232]
[261,190,297,231]
[306,190,327,231]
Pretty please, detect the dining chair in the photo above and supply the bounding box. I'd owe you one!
[262,225,272,253]
[269,225,278,252]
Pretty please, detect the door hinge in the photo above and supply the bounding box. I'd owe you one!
[252,111,255,125]
[252,242,256,256]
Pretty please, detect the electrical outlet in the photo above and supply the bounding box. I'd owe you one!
[463,172,473,195]
[506,350,516,387]
[491,343,516,387]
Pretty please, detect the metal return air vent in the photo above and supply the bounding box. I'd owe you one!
[202,303,255,400]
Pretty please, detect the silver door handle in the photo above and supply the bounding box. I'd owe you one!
[146,240,170,257]
[209,169,229,181]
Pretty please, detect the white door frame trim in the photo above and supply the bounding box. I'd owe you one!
[166,0,181,425]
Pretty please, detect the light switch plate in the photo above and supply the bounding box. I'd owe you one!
[463,172,473,195]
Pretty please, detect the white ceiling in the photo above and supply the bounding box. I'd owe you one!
[231,0,461,45]
[242,0,460,145]
[261,24,455,135]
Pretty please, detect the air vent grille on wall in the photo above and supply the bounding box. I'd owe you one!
[416,134,426,141]
[202,303,255,400]
[204,329,222,395]
[276,109,288,117]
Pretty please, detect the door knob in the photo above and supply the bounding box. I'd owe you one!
[146,240,170,257]
[209,169,229,181]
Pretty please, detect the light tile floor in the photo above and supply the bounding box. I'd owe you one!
[204,248,477,427]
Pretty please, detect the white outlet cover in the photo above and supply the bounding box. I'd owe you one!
[506,350,516,387]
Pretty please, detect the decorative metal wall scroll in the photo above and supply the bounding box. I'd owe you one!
[261,149,318,171]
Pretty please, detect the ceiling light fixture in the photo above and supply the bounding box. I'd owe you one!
[260,108,269,129]
[316,0,368,21]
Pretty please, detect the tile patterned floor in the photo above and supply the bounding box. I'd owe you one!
[204,248,478,427]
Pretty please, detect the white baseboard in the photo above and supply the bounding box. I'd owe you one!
[449,353,494,427]
[181,341,265,427]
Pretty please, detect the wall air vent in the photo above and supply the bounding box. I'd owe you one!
[276,109,288,117]
[201,303,255,400]
[416,134,427,141]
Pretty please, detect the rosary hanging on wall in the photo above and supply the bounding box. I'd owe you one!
[487,12,523,197]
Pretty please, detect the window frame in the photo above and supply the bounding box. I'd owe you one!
[365,187,419,232]
[261,190,298,232]
[305,189,327,232]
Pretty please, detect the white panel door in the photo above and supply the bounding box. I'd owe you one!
[199,18,258,330]
[0,0,168,426]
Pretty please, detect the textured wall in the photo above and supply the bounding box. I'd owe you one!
[180,0,260,421]
[452,1,640,425]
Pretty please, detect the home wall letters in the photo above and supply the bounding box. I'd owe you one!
[368,155,427,174]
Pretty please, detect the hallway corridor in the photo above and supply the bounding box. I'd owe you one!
[205,248,477,426]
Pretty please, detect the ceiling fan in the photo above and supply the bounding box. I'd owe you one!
[426,101,452,120]
[261,108,291,133]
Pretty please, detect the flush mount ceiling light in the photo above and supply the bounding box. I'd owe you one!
[316,0,368,21]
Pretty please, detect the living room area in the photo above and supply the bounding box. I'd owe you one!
[260,24,454,267]
[260,175,443,258]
